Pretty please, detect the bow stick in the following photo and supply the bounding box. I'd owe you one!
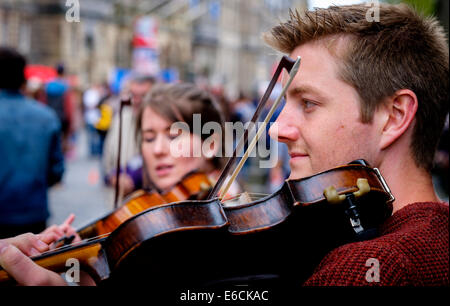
[208,55,301,200]
[114,95,132,209]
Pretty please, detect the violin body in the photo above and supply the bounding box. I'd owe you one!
[99,163,393,287]
[212,164,393,286]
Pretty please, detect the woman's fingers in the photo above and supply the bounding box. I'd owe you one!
[61,214,75,228]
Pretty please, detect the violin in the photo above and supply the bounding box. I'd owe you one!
[0,161,393,287]
[76,171,213,240]
[100,160,394,287]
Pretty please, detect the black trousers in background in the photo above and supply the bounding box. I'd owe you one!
[0,221,47,239]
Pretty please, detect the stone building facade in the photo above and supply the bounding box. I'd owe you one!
[0,0,134,88]
[0,0,307,96]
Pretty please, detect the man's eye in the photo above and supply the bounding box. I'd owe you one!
[302,100,316,110]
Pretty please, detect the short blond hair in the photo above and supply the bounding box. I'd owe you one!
[264,3,449,171]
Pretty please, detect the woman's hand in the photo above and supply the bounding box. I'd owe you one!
[40,214,82,248]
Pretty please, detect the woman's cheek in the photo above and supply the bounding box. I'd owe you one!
[190,136,204,158]
[170,135,194,158]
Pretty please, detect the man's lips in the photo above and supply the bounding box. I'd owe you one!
[289,152,308,159]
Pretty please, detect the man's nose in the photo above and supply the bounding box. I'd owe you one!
[269,105,300,143]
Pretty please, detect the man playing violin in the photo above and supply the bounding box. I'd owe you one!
[265,3,448,285]
[1,2,448,286]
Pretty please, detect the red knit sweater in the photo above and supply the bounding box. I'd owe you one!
[303,202,449,286]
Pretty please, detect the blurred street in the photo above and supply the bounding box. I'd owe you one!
[47,130,114,229]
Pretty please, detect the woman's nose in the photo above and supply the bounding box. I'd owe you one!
[152,134,168,155]
[269,105,300,144]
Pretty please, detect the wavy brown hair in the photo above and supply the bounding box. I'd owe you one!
[264,3,449,171]
[136,82,226,169]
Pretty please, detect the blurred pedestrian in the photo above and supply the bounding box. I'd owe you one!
[231,91,255,124]
[102,73,156,197]
[94,82,113,158]
[82,83,102,157]
[25,77,46,104]
[44,64,74,154]
[0,47,64,238]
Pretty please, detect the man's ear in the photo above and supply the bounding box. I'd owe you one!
[379,89,418,150]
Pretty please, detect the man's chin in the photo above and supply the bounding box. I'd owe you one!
[288,168,314,180]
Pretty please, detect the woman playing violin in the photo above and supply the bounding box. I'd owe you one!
[136,82,240,197]
[0,82,240,285]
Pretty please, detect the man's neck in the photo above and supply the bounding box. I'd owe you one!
[378,157,440,214]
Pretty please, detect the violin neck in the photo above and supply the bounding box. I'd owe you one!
[77,223,97,240]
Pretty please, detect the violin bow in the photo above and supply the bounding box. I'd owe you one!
[207,55,301,201]
[114,95,132,209]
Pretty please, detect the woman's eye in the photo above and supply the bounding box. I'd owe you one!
[168,131,182,140]
[143,134,155,142]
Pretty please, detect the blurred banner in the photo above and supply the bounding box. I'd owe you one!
[25,65,57,83]
[132,16,160,76]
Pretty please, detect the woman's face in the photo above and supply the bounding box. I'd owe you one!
[141,107,209,192]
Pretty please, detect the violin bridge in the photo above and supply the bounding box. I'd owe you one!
[239,192,253,204]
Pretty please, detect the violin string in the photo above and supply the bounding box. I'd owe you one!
[40,233,111,256]
[222,192,270,202]
[219,57,301,200]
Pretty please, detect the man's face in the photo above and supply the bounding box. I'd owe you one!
[269,41,381,180]
[130,81,153,111]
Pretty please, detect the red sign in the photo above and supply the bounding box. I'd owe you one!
[24,65,57,82]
